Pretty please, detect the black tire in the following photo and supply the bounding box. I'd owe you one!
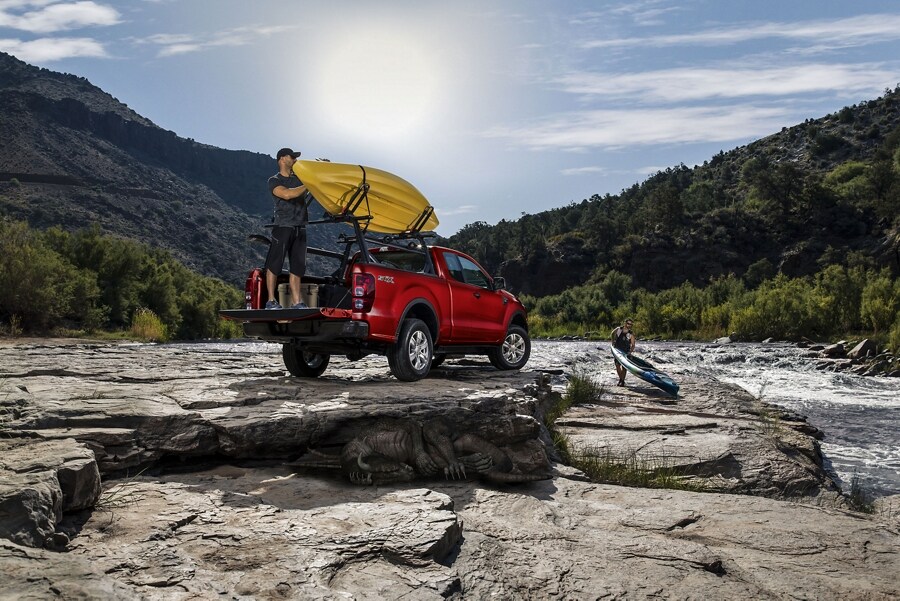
[283,344,330,378]
[387,318,433,382]
[430,355,446,368]
[489,325,530,370]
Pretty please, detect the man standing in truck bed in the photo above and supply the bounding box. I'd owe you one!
[265,147,312,309]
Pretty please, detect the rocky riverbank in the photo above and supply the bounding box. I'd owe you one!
[1,338,899,599]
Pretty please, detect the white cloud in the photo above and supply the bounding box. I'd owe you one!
[134,25,296,58]
[484,105,791,151]
[0,1,119,33]
[556,63,897,103]
[582,13,900,50]
[438,204,478,217]
[561,166,608,176]
[0,35,106,60]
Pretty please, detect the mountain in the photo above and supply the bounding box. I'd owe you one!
[448,87,900,296]
[3,51,898,297]
[0,52,340,285]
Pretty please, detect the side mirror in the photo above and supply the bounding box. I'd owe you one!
[492,277,506,291]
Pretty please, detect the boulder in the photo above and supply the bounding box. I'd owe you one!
[848,339,877,360]
[822,343,845,357]
[0,438,101,547]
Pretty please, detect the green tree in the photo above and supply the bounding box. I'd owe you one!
[860,273,899,335]
[0,220,77,331]
[810,265,865,334]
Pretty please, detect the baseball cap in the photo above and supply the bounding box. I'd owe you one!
[276,147,301,159]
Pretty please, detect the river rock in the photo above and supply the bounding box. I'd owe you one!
[555,372,837,499]
[848,338,877,360]
[822,342,845,357]
[0,437,101,548]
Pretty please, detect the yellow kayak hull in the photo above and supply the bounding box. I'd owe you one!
[293,160,439,234]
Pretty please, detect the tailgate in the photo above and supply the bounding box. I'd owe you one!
[219,307,352,322]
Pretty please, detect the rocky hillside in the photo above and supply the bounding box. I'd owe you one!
[448,88,900,296]
[0,52,338,285]
[3,50,898,293]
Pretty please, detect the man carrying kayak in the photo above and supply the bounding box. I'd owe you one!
[611,318,636,386]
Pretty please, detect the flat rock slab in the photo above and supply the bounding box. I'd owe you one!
[8,465,887,600]
[2,338,888,598]
[1,340,550,475]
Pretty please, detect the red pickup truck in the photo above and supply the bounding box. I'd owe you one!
[220,218,530,382]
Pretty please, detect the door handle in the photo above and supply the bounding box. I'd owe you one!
[473,292,481,298]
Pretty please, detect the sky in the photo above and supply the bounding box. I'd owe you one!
[2,0,900,236]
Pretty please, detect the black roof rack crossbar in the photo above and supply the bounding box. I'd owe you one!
[407,205,435,234]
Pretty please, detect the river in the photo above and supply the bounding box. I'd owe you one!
[610,340,900,498]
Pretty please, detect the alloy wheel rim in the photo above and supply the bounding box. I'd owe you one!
[303,352,323,368]
[502,333,525,363]
[409,330,430,370]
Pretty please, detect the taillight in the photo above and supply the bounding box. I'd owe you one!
[245,271,262,309]
[352,273,376,312]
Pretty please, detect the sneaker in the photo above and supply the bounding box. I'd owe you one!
[290,302,309,309]
[265,300,282,309]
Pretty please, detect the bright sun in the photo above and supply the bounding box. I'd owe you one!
[313,30,443,144]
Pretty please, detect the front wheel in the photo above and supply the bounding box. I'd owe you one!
[489,325,530,370]
[283,344,330,377]
[387,318,433,382]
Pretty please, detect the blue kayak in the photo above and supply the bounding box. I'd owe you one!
[611,346,679,397]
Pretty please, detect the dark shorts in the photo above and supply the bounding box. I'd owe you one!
[613,344,630,367]
[265,226,307,276]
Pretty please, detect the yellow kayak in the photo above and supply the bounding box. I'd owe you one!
[293,160,439,234]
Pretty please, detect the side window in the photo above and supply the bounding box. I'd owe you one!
[443,252,465,283]
[457,255,491,289]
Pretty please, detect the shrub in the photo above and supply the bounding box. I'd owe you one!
[130,308,168,342]
[889,314,900,354]
[860,273,899,335]
[729,274,815,339]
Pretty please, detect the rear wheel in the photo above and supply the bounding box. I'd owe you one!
[489,325,530,370]
[387,318,433,382]
[283,344,330,377]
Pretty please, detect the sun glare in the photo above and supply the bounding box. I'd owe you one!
[313,30,443,144]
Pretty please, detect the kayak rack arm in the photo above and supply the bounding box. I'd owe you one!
[406,205,435,235]
[341,165,371,217]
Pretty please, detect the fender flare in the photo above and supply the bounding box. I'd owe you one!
[395,298,440,343]
[506,309,528,332]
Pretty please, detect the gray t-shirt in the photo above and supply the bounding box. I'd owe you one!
[268,172,311,227]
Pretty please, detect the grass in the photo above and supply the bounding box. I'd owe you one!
[572,446,706,491]
[846,471,875,514]
[748,381,785,439]
[545,370,706,492]
[95,467,148,511]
